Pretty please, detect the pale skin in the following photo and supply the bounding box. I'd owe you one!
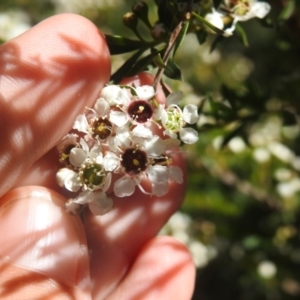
[0,13,195,300]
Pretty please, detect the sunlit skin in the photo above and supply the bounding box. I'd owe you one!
[0,13,195,300]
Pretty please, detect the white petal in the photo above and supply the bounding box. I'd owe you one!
[205,10,224,30]
[56,168,70,187]
[109,110,128,127]
[152,182,169,197]
[114,126,131,148]
[100,85,121,105]
[132,124,153,138]
[135,85,155,100]
[57,134,78,153]
[100,85,130,105]
[166,91,183,106]
[102,173,112,192]
[88,192,114,215]
[147,165,168,183]
[73,114,89,133]
[114,176,135,197]
[79,138,89,154]
[73,190,93,204]
[94,97,110,116]
[103,152,119,171]
[179,127,199,144]
[160,109,168,124]
[236,2,271,22]
[65,199,82,215]
[57,168,81,192]
[69,148,86,167]
[163,129,178,139]
[153,104,165,120]
[168,166,183,184]
[90,143,102,161]
[95,153,104,165]
[144,135,166,156]
[252,2,271,19]
[183,104,199,124]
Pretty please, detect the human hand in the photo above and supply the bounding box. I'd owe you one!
[0,13,195,300]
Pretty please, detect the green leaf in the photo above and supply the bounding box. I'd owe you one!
[164,59,182,80]
[196,30,207,45]
[105,34,144,55]
[173,20,189,58]
[236,24,249,47]
[127,49,160,77]
[110,49,145,83]
[278,0,295,21]
[192,11,224,35]
[153,53,167,68]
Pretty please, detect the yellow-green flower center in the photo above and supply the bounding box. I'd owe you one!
[92,118,112,140]
[82,163,105,188]
[164,106,183,133]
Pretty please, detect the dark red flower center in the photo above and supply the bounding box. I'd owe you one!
[127,100,153,123]
[121,148,148,175]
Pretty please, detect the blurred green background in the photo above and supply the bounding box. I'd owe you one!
[1,0,300,299]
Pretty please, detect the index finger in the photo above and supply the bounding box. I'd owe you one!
[0,13,111,197]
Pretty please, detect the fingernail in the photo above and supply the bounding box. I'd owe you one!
[0,186,90,291]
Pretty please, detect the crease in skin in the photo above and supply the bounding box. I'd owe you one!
[0,186,91,296]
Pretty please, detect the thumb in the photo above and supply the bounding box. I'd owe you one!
[0,186,91,300]
[0,13,111,197]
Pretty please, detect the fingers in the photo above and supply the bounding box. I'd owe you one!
[0,13,111,197]
[107,236,195,300]
[0,186,91,300]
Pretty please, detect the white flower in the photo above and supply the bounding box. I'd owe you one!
[56,168,81,192]
[161,104,199,144]
[104,133,181,197]
[73,100,114,141]
[161,92,199,144]
[224,0,271,35]
[100,85,131,106]
[205,9,225,31]
[57,138,111,195]
[100,84,157,128]
[73,190,113,215]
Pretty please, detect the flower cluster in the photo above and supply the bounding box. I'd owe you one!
[56,84,199,215]
[204,0,271,36]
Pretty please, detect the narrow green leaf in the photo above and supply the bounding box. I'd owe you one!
[164,59,182,80]
[105,34,144,55]
[153,53,167,68]
[110,48,145,83]
[236,24,249,47]
[196,30,207,45]
[278,0,295,21]
[192,11,224,35]
[173,20,190,58]
[127,49,160,77]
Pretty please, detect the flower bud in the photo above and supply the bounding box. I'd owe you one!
[132,1,148,16]
[123,12,138,30]
[132,1,152,29]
